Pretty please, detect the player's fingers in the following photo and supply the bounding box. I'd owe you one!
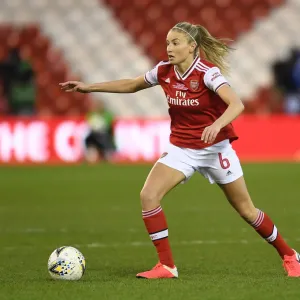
[60,83,67,89]
[65,81,78,85]
[66,86,77,92]
[205,131,211,143]
[204,129,211,143]
[59,82,69,87]
[61,86,71,91]
[201,127,208,141]
[209,129,218,143]
[209,131,217,143]
[205,130,214,143]
[63,85,74,91]
[211,129,220,143]
[61,83,77,90]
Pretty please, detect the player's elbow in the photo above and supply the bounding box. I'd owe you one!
[238,101,245,113]
[235,102,245,116]
[231,98,244,113]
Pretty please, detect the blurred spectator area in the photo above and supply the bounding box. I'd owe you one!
[103,0,283,61]
[0,0,293,116]
[102,0,285,114]
[0,24,91,116]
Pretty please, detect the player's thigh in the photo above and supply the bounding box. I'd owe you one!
[201,144,243,185]
[140,162,186,207]
[218,176,257,221]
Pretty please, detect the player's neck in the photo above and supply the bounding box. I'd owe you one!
[175,55,198,75]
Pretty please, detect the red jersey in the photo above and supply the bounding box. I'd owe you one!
[144,56,238,149]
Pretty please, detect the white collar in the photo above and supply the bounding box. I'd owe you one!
[174,56,200,80]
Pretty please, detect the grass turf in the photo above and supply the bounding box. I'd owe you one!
[0,163,300,300]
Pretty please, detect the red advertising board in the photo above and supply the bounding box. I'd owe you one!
[233,115,300,161]
[0,115,299,164]
[0,118,87,164]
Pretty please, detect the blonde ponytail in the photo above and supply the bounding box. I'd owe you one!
[172,22,234,75]
[196,25,233,75]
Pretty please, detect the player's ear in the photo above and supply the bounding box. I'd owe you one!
[189,42,197,53]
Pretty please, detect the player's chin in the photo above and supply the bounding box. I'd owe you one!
[168,57,177,64]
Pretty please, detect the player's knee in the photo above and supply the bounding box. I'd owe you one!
[140,188,162,211]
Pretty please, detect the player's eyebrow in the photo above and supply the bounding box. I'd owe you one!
[166,38,180,42]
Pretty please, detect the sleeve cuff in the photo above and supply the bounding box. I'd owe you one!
[144,74,154,86]
[215,82,229,93]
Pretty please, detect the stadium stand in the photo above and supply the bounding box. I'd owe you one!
[0,0,300,115]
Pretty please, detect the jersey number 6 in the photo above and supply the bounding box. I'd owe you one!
[218,153,230,169]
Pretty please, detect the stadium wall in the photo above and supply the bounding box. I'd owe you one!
[0,116,299,164]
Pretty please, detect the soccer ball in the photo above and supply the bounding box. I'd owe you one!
[48,246,86,280]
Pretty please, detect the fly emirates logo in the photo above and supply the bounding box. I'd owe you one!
[167,91,199,106]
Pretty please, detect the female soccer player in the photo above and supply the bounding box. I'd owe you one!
[60,22,300,279]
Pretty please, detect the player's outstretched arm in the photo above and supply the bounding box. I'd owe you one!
[59,75,150,94]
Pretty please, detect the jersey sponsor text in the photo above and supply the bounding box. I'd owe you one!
[167,91,199,106]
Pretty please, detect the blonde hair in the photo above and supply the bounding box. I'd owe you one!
[172,22,234,75]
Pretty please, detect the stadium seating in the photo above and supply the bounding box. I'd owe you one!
[34,0,167,117]
[102,0,288,113]
[102,0,284,62]
[1,0,299,115]
[0,24,90,116]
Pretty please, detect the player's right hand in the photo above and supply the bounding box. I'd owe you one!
[59,81,91,93]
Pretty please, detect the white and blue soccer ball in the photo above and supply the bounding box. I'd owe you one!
[48,246,86,280]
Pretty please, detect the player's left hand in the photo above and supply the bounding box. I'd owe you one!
[201,122,221,144]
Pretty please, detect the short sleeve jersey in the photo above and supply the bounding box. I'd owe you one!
[144,56,238,149]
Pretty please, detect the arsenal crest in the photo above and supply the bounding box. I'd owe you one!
[190,80,199,91]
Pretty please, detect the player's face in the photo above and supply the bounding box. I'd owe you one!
[166,30,195,65]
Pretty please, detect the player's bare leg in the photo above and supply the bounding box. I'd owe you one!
[140,162,185,211]
[136,162,185,279]
[218,176,300,277]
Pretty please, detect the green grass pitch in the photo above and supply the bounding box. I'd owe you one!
[0,163,300,300]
